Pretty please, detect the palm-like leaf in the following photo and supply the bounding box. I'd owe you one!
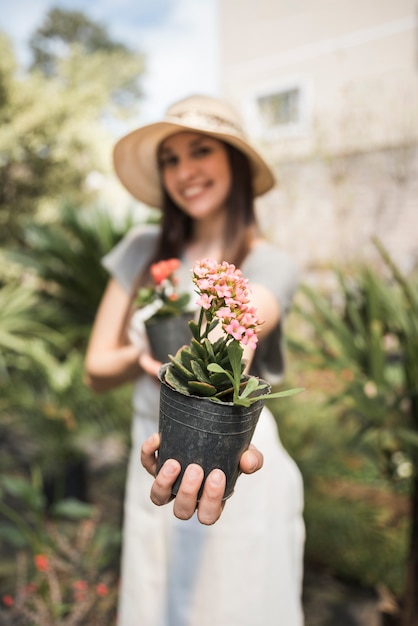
[0,282,60,377]
[9,203,139,347]
[292,237,418,480]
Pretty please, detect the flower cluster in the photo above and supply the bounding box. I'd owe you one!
[193,259,261,350]
[164,259,302,406]
[1,550,114,624]
[135,258,191,322]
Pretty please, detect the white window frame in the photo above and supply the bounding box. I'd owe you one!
[245,77,312,140]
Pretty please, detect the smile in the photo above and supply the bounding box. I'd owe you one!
[182,184,209,199]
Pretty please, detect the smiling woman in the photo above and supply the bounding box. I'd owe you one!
[158,132,232,220]
[85,94,305,626]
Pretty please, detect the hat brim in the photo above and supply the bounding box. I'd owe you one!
[113,120,276,208]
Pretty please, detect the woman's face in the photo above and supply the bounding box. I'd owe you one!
[158,131,232,221]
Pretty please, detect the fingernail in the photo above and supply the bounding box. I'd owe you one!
[186,465,201,480]
[210,469,224,485]
[163,461,177,476]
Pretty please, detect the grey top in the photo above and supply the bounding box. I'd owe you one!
[102,224,299,385]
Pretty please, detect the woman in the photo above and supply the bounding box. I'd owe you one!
[85,94,305,626]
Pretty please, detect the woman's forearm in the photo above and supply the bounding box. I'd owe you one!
[84,344,142,392]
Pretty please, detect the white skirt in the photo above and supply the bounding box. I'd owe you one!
[118,406,305,626]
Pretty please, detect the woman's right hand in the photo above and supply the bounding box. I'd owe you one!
[141,433,263,525]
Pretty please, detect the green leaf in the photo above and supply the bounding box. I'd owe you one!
[208,362,226,374]
[188,381,218,396]
[227,341,243,374]
[395,427,418,449]
[188,320,201,341]
[168,355,194,380]
[1,475,44,511]
[239,376,261,399]
[262,387,305,400]
[208,362,234,386]
[202,337,215,360]
[164,366,191,394]
[0,523,27,548]
[51,498,96,519]
[191,360,211,384]
[190,338,207,359]
[177,347,195,371]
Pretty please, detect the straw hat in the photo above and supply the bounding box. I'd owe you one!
[113,94,276,208]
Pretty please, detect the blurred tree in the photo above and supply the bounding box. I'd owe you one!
[0,9,144,246]
[29,7,142,108]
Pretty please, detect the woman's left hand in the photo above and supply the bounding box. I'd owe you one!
[141,433,263,525]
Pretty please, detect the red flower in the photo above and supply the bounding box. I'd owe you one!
[22,582,37,596]
[73,580,88,602]
[34,554,49,572]
[95,582,109,597]
[73,580,88,591]
[2,595,14,607]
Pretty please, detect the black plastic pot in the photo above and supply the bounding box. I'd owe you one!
[43,457,88,509]
[157,365,268,500]
[145,313,194,363]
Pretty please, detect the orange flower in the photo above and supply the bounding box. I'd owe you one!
[34,554,49,572]
[150,258,180,285]
[2,595,14,607]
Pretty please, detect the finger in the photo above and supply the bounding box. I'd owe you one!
[239,444,264,475]
[140,433,160,476]
[196,468,226,526]
[150,459,181,505]
[172,464,204,520]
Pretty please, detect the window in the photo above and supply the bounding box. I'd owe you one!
[247,79,311,139]
[257,88,301,128]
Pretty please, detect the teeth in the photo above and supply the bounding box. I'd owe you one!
[183,186,204,198]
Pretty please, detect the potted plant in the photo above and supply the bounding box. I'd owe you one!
[133,258,193,363]
[157,258,303,499]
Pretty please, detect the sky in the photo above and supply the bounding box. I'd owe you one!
[0,0,220,123]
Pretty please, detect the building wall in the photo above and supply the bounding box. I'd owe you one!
[219,0,418,273]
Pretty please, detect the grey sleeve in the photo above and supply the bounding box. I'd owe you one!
[102,225,160,294]
[242,244,300,385]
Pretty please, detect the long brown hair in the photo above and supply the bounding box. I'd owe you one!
[133,141,258,294]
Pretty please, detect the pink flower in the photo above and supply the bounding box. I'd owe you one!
[196,293,213,309]
[241,328,258,350]
[2,595,14,607]
[192,258,262,351]
[224,319,246,341]
[216,307,234,320]
[214,282,232,299]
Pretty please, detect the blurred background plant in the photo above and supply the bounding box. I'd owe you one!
[0,475,120,626]
[272,237,417,625]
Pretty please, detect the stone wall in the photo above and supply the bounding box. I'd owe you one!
[256,144,418,283]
